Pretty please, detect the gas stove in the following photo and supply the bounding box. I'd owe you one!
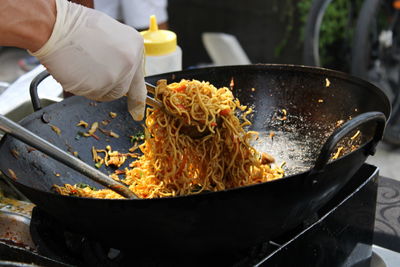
[1,163,399,266]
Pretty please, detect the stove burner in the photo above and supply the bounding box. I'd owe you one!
[30,207,84,266]
[22,164,379,266]
[30,207,286,266]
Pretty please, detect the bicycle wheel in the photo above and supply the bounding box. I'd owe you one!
[352,0,400,145]
[303,0,333,66]
[351,0,400,101]
[303,0,361,71]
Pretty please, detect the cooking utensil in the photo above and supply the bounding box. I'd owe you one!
[0,115,137,199]
[0,65,390,257]
[145,81,219,138]
[145,83,162,109]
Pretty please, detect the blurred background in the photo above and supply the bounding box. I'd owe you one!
[1,1,400,265]
[1,0,399,179]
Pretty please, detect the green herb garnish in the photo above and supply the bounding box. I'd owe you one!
[75,183,97,191]
[94,162,103,169]
[130,131,145,143]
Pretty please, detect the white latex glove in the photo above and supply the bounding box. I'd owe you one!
[30,0,146,121]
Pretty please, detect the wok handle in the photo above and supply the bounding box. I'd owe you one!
[0,115,138,199]
[30,70,51,112]
[308,111,386,185]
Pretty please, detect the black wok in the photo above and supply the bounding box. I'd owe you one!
[0,65,390,257]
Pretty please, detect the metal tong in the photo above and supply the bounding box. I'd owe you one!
[145,82,220,139]
[145,82,162,109]
[145,82,186,123]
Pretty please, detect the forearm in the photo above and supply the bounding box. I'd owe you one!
[0,0,56,52]
[69,0,93,8]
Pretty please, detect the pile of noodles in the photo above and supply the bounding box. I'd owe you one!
[54,79,284,199]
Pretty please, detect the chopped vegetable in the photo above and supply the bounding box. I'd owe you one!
[50,125,62,135]
[80,122,100,140]
[10,149,19,159]
[269,131,275,139]
[76,120,89,128]
[95,161,103,169]
[99,128,120,138]
[325,78,331,87]
[261,152,275,165]
[219,108,231,116]
[92,146,98,159]
[332,147,344,160]
[129,143,139,152]
[109,131,119,138]
[109,112,117,118]
[87,122,99,135]
[175,85,186,92]
[130,131,145,143]
[75,183,97,191]
[114,169,126,175]
[91,133,100,140]
[350,130,361,140]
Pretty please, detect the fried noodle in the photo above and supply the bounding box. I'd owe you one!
[54,79,284,199]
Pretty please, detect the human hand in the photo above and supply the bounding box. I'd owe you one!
[31,0,146,121]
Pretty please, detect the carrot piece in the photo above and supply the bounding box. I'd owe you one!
[219,108,231,116]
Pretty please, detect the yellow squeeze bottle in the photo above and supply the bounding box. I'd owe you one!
[140,15,182,76]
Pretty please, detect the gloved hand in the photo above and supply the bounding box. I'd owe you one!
[30,0,146,121]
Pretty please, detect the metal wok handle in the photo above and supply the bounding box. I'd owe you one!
[307,111,386,186]
[30,71,164,111]
[30,70,51,111]
[0,115,138,199]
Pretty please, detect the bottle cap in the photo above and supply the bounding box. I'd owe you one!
[140,15,177,56]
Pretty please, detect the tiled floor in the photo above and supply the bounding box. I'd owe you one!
[1,47,400,180]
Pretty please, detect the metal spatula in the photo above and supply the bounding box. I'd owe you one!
[0,115,137,199]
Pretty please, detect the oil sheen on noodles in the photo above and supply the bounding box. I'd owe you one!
[55,79,284,199]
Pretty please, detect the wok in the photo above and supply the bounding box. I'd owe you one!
[0,65,390,257]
